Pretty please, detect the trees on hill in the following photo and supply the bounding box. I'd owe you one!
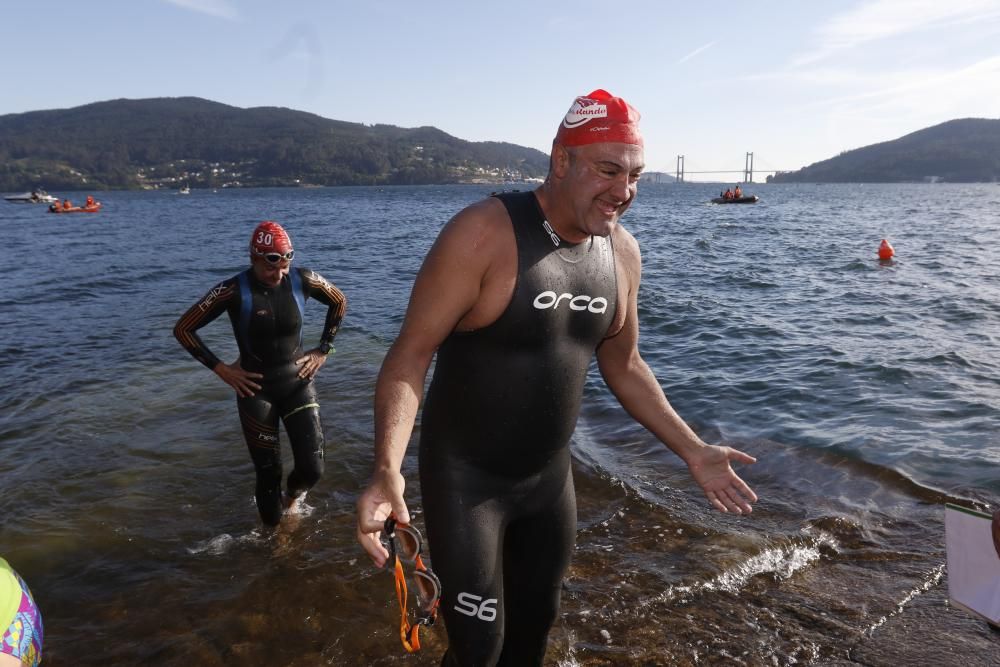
[769,118,1000,183]
[0,97,549,191]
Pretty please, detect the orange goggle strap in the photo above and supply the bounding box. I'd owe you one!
[387,517,440,653]
[393,555,423,653]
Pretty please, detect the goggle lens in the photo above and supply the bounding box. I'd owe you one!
[253,248,294,265]
[384,518,423,563]
[395,528,421,562]
[413,569,441,613]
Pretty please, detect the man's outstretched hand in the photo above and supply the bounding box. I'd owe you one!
[687,444,758,514]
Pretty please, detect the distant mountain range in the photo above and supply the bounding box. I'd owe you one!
[3,99,997,191]
[0,97,550,191]
[640,172,676,184]
[768,118,1000,183]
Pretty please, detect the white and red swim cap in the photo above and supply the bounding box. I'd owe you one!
[250,221,293,255]
[554,89,643,148]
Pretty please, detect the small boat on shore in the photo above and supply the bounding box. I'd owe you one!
[4,189,59,204]
[711,195,759,204]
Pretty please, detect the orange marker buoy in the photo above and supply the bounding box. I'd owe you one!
[878,239,894,260]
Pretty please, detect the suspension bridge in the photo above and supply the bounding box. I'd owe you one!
[648,152,793,183]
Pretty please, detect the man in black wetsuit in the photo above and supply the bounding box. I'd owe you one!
[175,221,347,526]
[356,90,758,666]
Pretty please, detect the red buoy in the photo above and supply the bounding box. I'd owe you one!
[878,239,894,260]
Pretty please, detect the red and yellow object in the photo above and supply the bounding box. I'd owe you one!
[48,201,101,213]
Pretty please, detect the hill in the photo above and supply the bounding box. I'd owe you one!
[768,118,1000,183]
[639,171,676,184]
[0,97,550,191]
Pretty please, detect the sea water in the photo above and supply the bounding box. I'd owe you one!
[1,183,998,665]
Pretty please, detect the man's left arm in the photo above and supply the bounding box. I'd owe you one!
[596,234,757,514]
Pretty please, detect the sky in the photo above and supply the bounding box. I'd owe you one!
[4,0,1000,181]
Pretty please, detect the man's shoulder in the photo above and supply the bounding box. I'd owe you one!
[443,196,512,241]
[612,223,640,253]
[611,224,642,272]
[455,195,509,223]
[422,196,516,277]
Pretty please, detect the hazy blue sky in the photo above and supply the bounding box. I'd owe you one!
[5,1,1000,180]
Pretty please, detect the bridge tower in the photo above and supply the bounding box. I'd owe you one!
[744,152,754,183]
[675,155,685,183]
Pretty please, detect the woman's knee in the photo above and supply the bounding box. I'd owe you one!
[287,418,325,490]
[285,437,324,496]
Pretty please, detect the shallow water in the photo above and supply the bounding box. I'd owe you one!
[1,183,998,665]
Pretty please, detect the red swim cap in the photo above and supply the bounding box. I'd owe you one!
[554,89,643,148]
[250,221,293,255]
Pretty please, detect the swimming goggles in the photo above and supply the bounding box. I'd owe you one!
[252,247,295,265]
[383,515,441,653]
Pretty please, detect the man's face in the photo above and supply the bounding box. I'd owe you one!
[251,255,291,287]
[562,142,645,238]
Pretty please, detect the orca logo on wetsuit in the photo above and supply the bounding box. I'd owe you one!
[532,290,609,314]
[257,433,278,443]
[454,592,498,621]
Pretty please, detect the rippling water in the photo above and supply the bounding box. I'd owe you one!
[2,183,998,665]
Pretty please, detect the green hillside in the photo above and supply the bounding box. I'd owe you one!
[0,97,550,191]
[769,118,1000,183]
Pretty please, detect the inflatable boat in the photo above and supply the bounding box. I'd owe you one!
[711,195,759,204]
[48,202,102,213]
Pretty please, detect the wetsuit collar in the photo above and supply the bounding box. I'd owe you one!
[542,220,562,247]
[531,188,594,249]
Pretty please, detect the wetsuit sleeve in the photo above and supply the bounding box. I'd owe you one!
[173,279,238,370]
[301,268,347,347]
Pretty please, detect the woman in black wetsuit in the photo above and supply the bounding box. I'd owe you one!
[174,221,347,526]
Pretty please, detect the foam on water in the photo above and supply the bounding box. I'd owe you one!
[186,531,260,556]
[864,563,947,637]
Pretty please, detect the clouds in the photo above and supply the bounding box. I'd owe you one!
[261,22,325,101]
[706,1,1000,172]
[761,1,1000,134]
[677,41,718,66]
[794,0,1000,65]
[826,55,1000,144]
[162,0,239,21]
